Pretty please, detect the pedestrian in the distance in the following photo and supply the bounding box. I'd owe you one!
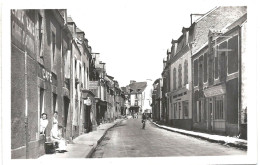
[142,113,147,129]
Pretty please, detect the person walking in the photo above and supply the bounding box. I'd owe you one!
[142,113,147,129]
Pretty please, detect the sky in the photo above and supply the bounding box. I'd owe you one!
[67,0,218,87]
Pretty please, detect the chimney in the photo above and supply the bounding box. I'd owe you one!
[190,14,204,25]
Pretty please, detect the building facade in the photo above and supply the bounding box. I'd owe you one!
[11,9,71,158]
[152,78,163,122]
[161,6,247,132]
[11,9,123,159]
[192,14,247,138]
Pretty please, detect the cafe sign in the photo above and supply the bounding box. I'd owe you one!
[38,64,57,85]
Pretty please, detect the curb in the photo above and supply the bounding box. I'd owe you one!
[85,119,124,158]
[150,120,247,150]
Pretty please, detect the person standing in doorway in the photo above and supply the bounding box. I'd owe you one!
[52,111,59,130]
[40,113,49,135]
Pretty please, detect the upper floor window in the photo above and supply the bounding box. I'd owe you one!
[178,64,182,88]
[214,46,219,79]
[194,59,198,86]
[38,14,43,58]
[173,68,176,90]
[219,41,227,81]
[184,60,188,85]
[199,55,203,87]
[203,53,208,83]
[51,31,56,73]
[228,35,239,74]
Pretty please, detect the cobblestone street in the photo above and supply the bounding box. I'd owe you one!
[91,117,246,158]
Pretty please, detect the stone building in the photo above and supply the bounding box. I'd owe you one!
[162,6,247,131]
[11,9,120,159]
[192,13,247,138]
[151,78,163,122]
[11,9,71,158]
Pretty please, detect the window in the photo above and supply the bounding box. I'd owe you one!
[38,14,43,58]
[184,60,188,85]
[52,32,56,67]
[75,60,77,78]
[178,102,182,119]
[173,68,176,90]
[215,97,224,119]
[79,64,82,85]
[194,59,198,86]
[174,103,177,119]
[178,64,182,88]
[228,35,238,74]
[203,53,207,83]
[183,101,189,117]
[199,55,203,87]
[214,46,219,79]
[52,93,57,113]
[219,41,227,81]
[39,88,44,115]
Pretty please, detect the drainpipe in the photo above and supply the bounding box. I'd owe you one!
[238,27,242,136]
[24,51,29,159]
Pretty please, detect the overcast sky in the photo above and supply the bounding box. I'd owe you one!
[67,0,221,87]
[4,0,248,87]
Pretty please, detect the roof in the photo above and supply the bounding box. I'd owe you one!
[127,82,147,94]
[193,13,247,58]
[121,87,127,93]
[222,13,247,33]
[67,16,74,23]
[76,27,84,33]
[192,6,247,55]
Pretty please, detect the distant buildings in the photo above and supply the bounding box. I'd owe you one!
[123,80,153,116]
[152,6,247,139]
[11,9,126,159]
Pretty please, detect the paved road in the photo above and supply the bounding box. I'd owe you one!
[91,117,246,158]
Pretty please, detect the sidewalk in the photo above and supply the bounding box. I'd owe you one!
[150,120,247,150]
[38,119,124,159]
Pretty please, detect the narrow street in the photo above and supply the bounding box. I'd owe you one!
[91,117,246,158]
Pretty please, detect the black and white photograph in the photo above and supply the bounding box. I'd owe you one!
[1,0,259,164]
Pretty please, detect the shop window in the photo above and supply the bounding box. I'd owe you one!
[228,35,239,74]
[174,103,177,119]
[194,59,198,86]
[196,100,203,122]
[183,101,189,117]
[215,97,224,119]
[178,102,182,119]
